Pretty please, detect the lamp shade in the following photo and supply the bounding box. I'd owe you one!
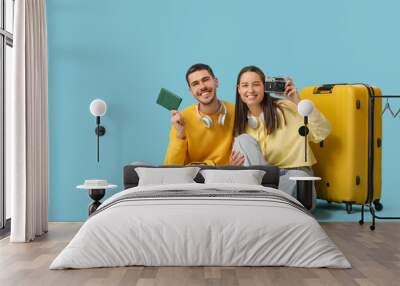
[297,99,314,117]
[90,99,107,117]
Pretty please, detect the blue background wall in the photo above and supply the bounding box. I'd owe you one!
[47,0,400,221]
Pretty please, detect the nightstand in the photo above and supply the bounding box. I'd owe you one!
[289,176,321,210]
[77,180,117,215]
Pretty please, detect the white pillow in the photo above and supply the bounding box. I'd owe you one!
[200,169,266,185]
[135,167,200,186]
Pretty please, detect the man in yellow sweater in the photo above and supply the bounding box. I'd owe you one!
[164,64,244,166]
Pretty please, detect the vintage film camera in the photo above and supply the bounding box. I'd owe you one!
[265,77,287,93]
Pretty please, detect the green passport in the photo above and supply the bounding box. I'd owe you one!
[157,88,182,111]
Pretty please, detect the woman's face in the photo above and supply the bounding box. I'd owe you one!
[238,71,264,107]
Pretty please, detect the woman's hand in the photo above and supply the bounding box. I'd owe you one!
[229,150,245,166]
[284,78,300,104]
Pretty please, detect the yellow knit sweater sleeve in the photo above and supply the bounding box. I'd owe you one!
[163,126,188,165]
[307,107,331,143]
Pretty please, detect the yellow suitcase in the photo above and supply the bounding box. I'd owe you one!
[300,84,382,213]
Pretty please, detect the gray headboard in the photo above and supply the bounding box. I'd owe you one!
[123,165,280,189]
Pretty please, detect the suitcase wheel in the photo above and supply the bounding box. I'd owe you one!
[345,202,353,214]
[373,200,383,211]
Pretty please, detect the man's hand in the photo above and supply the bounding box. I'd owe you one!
[284,78,300,104]
[171,110,186,139]
[229,150,245,166]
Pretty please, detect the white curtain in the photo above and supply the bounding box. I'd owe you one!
[8,0,49,242]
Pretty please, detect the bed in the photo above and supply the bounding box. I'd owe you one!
[50,165,350,269]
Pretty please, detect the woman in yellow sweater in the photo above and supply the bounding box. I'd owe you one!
[232,66,331,209]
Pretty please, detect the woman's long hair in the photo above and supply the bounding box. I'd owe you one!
[233,66,285,136]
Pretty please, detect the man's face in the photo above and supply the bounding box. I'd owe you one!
[187,70,218,106]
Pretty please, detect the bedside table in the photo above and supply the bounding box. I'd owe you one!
[289,176,321,210]
[77,180,117,215]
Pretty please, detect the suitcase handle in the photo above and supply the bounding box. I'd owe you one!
[314,83,348,94]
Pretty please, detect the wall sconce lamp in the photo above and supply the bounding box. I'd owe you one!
[90,99,107,162]
[297,99,314,162]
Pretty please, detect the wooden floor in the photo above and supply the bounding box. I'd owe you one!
[0,222,399,286]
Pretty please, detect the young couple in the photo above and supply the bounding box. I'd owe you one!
[164,63,331,207]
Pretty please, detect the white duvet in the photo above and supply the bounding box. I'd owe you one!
[50,183,351,269]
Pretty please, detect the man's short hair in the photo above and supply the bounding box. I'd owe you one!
[185,63,215,86]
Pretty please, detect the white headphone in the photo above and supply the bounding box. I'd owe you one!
[247,113,264,129]
[196,101,227,128]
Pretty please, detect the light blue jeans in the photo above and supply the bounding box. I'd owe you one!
[233,134,316,211]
